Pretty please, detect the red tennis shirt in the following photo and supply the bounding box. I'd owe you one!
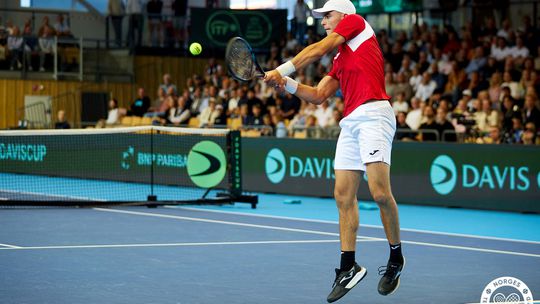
[328,14,390,117]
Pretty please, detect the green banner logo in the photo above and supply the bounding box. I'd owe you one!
[265,148,286,184]
[121,146,135,170]
[205,11,273,47]
[187,141,226,188]
[430,155,457,195]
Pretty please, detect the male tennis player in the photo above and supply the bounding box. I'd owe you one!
[264,0,404,302]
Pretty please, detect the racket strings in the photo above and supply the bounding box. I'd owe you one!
[227,40,256,81]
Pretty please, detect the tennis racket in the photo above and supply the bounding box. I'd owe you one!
[225,37,265,82]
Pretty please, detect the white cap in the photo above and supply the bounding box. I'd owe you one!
[312,0,357,18]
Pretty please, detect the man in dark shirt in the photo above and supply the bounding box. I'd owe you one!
[54,110,71,129]
[129,87,151,117]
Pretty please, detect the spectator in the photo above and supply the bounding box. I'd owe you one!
[415,72,437,102]
[292,0,311,45]
[465,46,487,75]
[314,100,333,128]
[8,26,31,71]
[108,0,125,47]
[488,72,503,106]
[523,93,540,128]
[37,16,54,37]
[521,122,538,145]
[147,0,163,47]
[392,92,409,115]
[497,19,512,40]
[172,0,188,47]
[54,110,71,129]
[168,95,191,125]
[129,87,151,117]
[406,97,423,130]
[392,73,413,101]
[38,26,55,72]
[395,111,415,141]
[501,72,522,101]
[54,14,71,37]
[126,0,144,51]
[476,125,502,144]
[146,87,168,117]
[510,36,530,66]
[418,106,438,141]
[106,98,121,125]
[474,99,499,133]
[491,36,511,62]
[198,98,220,127]
[159,73,178,96]
[190,87,204,116]
[246,104,264,126]
[502,117,524,144]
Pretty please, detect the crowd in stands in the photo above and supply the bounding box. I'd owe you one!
[0,14,71,71]
[101,14,539,144]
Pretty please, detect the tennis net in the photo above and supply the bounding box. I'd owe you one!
[0,126,257,208]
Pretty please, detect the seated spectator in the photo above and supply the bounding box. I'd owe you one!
[392,92,409,115]
[502,117,524,144]
[146,87,168,117]
[521,122,538,145]
[159,73,178,96]
[522,93,540,128]
[406,97,423,130]
[96,98,123,127]
[213,104,227,126]
[38,26,55,72]
[418,107,438,141]
[54,14,72,37]
[415,71,437,102]
[491,36,511,62]
[54,110,71,129]
[129,88,151,117]
[465,46,487,75]
[8,26,31,71]
[326,108,342,129]
[314,100,333,128]
[476,125,502,144]
[305,115,323,138]
[167,95,191,125]
[474,99,499,133]
[393,72,413,101]
[488,72,503,106]
[260,114,274,136]
[246,104,264,126]
[509,36,530,66]
[501,72,522,101]
[395,111,415,141]
[198,98,220,127]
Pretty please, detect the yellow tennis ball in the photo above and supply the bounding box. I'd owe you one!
[189,42,202,55]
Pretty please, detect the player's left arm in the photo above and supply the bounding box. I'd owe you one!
[265,33,345,86]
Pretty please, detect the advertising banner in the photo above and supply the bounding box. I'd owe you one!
[190,8,288,50]
[242,139,540,213]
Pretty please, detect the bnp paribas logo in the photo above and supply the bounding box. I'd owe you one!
[265,148,286,184]
[430,155,457,195]
[187,141,226,188]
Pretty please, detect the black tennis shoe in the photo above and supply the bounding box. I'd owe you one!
[327,263,367,303]
[377,258,405,296]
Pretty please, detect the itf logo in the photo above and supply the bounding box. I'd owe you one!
[265,148,286,184]
[121,146,135,170]
[430,155,457,195]
[480,276,534,303]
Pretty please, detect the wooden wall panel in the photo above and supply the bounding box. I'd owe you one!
[0,55,209,129]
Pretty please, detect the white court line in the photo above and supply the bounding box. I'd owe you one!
[0,198,8,201]
[0,243,22,249]
[93,208,381,241]
[0,239,372,251]
[174,207,540,245]
[96,208,540,258]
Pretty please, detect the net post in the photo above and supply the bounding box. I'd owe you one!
[148,127,156,201]
[228,130,242,198]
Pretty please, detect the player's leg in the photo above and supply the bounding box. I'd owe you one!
[327,126,367,303]
[365,162,400,245]
[366,161,404,296]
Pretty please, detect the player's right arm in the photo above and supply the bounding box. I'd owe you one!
[290,76,340,105]
[264,33,345,86]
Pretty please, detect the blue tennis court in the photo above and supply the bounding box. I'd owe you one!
[1,193,539,304]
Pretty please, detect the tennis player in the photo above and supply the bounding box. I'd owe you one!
[264,0,404,302]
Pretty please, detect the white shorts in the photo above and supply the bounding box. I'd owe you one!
[334,100,396,171]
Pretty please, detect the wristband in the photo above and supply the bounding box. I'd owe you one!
[276,61,296,77]
[284,77,299,94]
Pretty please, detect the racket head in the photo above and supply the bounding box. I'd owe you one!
[225,37,265,82]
